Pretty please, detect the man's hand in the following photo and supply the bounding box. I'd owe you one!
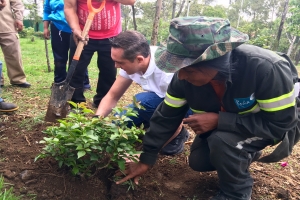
[44,28,50,39]
[182,113,219,134]
[0,0,6,10]
[15,20,24,32]
[115,162,150,185]
[72,29,88,46]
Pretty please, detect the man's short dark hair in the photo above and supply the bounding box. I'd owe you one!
[110,30,151,62]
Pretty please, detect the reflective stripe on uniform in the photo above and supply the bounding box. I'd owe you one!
[238,103,260,114]
[164,93,187,108]
[257,89,295,112]
[190,108,206,114]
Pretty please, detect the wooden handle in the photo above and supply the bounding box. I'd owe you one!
[73,0,106,60]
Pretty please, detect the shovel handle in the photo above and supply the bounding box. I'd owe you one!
[73,0,106,61]
[65,0,106,84]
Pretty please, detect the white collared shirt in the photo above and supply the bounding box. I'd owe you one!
[119,46,174,98]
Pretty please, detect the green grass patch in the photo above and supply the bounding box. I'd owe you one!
[0,176,21,200]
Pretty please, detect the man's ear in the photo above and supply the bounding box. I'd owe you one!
[136,55,144,63]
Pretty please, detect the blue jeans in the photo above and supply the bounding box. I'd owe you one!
[126,92,192,128]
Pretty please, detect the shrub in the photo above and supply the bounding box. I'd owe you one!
[18,27,35,38]
[33,31,44,39]
[35,102,145,176]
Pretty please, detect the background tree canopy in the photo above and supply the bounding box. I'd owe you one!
[121,0,300,64]
[22,0,300,64]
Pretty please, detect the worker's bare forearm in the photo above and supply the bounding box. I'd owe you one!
[95,95,119,117]
[64,0,81,32]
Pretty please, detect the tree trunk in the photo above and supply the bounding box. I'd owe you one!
[295,50,300,65]
[172,0,176,19]
[175,0,186,18]
[287,36,296,56]
[132,5,137,30]
[273,0,290,51]
[151,0,162,46]
[291,36,300,59]
[34,0,39,31]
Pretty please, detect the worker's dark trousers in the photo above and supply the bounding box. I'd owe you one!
[69,36,116,106]
[189,130,273,200]
[51,24,90,86]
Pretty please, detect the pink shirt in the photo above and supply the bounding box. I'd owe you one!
[77,0,122,39]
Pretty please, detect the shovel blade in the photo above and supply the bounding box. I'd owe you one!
[44,81,75,122]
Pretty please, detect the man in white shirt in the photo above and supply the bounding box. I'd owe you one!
[95,30,190,155]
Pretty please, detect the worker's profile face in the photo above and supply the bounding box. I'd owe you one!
[177,66,218,86]
[111,47,140,75]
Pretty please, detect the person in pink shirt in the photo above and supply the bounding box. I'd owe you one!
[64,0,135,107]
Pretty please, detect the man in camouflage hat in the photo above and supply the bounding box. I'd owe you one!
[116,16,300,200]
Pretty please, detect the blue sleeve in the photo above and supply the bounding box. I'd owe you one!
[43,0,51,21]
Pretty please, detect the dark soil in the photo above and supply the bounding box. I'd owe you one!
[0,114,300,200]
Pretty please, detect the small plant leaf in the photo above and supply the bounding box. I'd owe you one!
[77,151,86,158]
[72,166,79,175]
[118,159,125,171]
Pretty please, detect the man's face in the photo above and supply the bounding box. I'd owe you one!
[111,47,141,75]
[178,66,218,86]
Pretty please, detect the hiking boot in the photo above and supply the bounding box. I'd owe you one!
[160,127,189,155]
[0,101,19,112]
[210,191,251,200]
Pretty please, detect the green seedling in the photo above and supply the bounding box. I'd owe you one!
[35,101,145,176]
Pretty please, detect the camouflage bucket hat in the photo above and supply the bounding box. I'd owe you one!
[155,16,249,73]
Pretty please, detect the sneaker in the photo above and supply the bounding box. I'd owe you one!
[160,127,189,155]
[0,101,19,112]
[84,84,91,92]
[210,191,251,200]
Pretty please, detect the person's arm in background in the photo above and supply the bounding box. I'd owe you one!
[113,0,135,5]
[95,75,133,117]
[43,0,51,39]
[10,0,24,32]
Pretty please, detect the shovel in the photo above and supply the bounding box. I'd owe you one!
[45,0,106,122]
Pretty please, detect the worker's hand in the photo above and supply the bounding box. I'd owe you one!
[0,0,6,11]
[15,20,24,32]
[72,29,89,46]
[115,162,150,185]
[44,28,50,39]
[183,112,218,135]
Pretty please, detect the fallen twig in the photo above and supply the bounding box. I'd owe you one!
[24,135,31,146]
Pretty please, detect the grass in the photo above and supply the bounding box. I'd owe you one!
[0,176,21,200]
[0,37,101,128]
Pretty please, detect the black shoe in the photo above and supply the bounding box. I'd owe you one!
[160,127,189,155]
[210,191,251,200]
[0,84,3,87]
[0,101,19,112]
[12,82,31,88]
